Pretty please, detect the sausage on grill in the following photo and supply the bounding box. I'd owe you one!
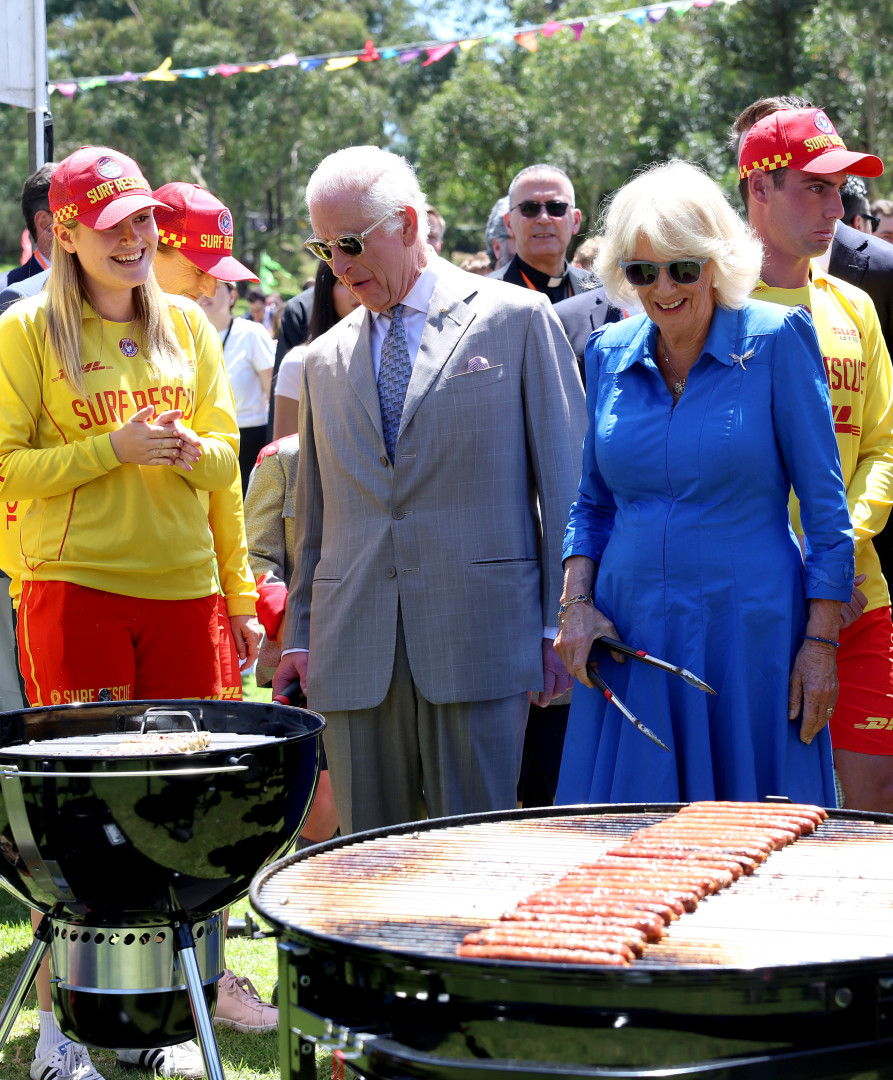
[457,943,630,965]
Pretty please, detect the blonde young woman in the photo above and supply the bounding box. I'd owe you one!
[0,145,240,1080]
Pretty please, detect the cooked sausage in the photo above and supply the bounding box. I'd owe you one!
[463,931,638,961]
[683,801,826,823]
[456,943,629,965]
[517,900,679,922]
[503,907,667,936]
[605,846,750,876]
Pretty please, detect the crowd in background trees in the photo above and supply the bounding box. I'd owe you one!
[1,0,891,291]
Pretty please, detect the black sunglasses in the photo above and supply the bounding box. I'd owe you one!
[866,214,881,234]
[510,200,570,218]
[304,210,396,261]
[618,257,709,287]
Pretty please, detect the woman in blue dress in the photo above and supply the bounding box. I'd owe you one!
[554,161,854,807]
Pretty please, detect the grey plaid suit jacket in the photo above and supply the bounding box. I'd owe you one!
[284,258,587,712]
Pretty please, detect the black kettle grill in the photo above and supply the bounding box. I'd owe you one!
[0,696,324,1080]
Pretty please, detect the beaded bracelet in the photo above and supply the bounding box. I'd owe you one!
[803,634,839,648]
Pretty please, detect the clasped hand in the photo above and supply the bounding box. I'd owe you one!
[109,406,202,471]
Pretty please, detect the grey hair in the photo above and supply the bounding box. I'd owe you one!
[305,146,429,244]
[595,161,763,311]
[486,197,510,245]
[507,165,575,208]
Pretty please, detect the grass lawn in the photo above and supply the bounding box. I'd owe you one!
[0,673,337,1079]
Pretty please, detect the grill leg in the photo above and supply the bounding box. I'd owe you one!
[0,911,53,1056]
[172,922,226,1080]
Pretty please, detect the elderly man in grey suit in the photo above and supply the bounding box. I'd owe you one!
[273,146,586,835]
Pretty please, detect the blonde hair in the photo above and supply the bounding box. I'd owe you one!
[595,161,763,311]
[46,225,186,396]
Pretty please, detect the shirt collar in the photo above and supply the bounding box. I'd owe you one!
[515,254,570,290]
[371,256,442,324]
[612,305,743,372]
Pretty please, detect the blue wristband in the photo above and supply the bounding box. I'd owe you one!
[803,634,839,648]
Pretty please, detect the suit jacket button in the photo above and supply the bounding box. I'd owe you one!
[392,508,404,520]
[385,566,397,578]
[379,455,390,467]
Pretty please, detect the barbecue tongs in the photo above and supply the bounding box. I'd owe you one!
[586,638,716,753]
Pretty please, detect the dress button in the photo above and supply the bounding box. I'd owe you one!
[379,455,390,467]
[392,508,404,520]
[385,566,397,578]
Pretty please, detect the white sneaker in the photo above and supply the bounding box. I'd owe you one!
[30,1041,106,1080]
[116,1040,204,1078]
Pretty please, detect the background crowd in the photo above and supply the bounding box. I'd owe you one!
[1,81,893,1080]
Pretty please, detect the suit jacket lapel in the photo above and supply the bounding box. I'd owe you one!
[399,274,476,438]
[342,308,383,435]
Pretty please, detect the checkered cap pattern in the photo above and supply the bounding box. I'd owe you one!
[377,304,411,462]
[738,152,793,180]
[158,227,187,249]
[53,203,79,224]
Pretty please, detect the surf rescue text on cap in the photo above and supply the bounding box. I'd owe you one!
[49,146,170,231]
[152,182,258,282]
[738,109,884,181]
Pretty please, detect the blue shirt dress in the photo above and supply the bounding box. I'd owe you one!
[555,301,854,807]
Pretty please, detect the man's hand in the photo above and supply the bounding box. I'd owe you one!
[529,638,574,707]
[273,651,308,700]
[229,614,262,669]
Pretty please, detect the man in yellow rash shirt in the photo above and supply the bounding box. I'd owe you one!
[736,104,893,813]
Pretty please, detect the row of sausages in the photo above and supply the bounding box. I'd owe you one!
[456,801,827,965]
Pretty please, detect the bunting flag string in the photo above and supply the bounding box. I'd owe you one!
[48,0,740,98]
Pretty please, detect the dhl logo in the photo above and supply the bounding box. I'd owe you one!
[854,717,893,731]
[831,404,861,437]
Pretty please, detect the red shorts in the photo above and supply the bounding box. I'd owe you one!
[216,596,243,701]
[17,581,221,705]
[831,605,893,754]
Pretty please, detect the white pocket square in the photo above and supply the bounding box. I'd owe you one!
[466,356,490,372]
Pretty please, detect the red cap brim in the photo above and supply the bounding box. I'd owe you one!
[798,149,884,179]
[75,194,173,231]
[178,247,259,282]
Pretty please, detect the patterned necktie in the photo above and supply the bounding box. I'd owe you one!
[377,304,411,462]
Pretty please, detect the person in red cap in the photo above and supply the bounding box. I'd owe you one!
[0,145,241,1078]
[151,183,265,707]
[150,182,276,1037]
[735,105,893,815]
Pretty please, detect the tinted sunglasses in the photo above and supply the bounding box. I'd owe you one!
[510,200,570,218]
[304,210,396,261]
[618,257,709,287]
[866,214,881,234]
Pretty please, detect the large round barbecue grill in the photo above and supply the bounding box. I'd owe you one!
[0,697,324,1080]
[252,803,893,1080]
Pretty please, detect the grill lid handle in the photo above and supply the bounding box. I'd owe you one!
[139,708,202,734]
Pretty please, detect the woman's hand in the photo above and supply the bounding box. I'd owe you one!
[230,614,263,669]
[788,639,839,744]
[554,601,622,688]
[109,407,203,471]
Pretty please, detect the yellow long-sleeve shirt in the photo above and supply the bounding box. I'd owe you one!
[0,293,241,601]
[754,268,893,612]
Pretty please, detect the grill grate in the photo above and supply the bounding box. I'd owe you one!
[256,811,893,969]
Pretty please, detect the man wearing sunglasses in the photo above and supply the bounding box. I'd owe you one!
[272,145,586,836]
[489,164,588,303]
[840,176,879,236]
[735,103,893,817]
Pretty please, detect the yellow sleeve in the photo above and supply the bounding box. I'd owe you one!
[0,305,121,501]
[209,480,258,618]
[841,293,893,549]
